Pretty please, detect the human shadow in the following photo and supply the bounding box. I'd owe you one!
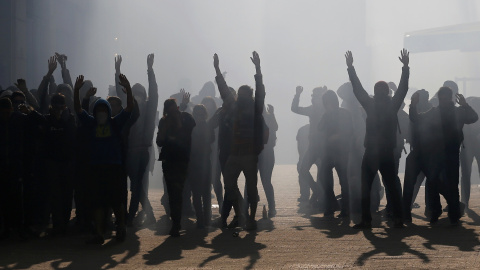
[256,218,275,233]
[308,216,360,239]
[143,228,208,266]
[421,218,480,252]
[355,227,430,266]
[465,208,480,226]
[199,231,266,270]
[0,229,141,270]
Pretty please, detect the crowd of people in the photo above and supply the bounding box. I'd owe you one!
[0,48,479,245]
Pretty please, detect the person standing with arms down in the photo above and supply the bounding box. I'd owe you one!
[345,49,410,229]
[214,52,266,230]
[156,98,195,237]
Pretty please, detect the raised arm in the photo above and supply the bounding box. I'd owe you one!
[37,56,57,114]
[15,79,39,110]
[267,104,279,132]
[73,75,85,114]
[114,55,127,104]
[179,89,190,112]
[214,53,234,106]
[392,49,410,111]
[118,74,133,113]
[82,87,97,112]
[56,52,73,88]
[144,53,159,145]
[456,94,479,124]
[291,86,311,116]
[409,91,420,123]
[251,51,265,114]
[345,51,370,108]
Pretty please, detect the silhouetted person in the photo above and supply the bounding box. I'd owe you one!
[74,74,133,244]
[189,104,215,228]
[410,87,478,224]
[156,98,195,237]
[116,54,159,226]
[460,96,480,208]
[291,85,327,205]
[43,93,76,235]
[213,52,266,230]
[345,49,410,229]
[296,124,310,202]
[318,90,353,217]
[402,89,431,223]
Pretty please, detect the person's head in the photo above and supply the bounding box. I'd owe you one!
[312,86,327,106]
[199,81,215,98]
[337,82,353,101]
[132,83,147,105]
[322,90,339,111]
[10,91,26,111]
[92,99,112,125]
[374,81,390,98]
[0,90,13,99]
[437,86,454,107]
[237,85,253,102]
[417,89,430,104]
[108,85,116,97]
[163,98,179,118]
[56,84,72,98]
[107,96,123,117]
[201,96,217,116]
[0,97,13,122]
[388,82,398,92]
[443,80,458,95]
[79,80,93,99]
[193,104,208,122]
[50,93,67,119]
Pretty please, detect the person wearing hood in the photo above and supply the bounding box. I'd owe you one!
[213,52,266,231]
[115,54,158,227]
[346,49,410,229]
[410,87,478,225]
[73,74,133,245]
[317,90,353,218]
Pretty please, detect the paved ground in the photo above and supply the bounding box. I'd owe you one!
[1,164,480,269]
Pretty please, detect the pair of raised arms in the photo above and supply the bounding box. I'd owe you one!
[213,51,261,76]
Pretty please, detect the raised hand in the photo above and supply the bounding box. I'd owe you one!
[15,79,28,92]
[267,104,274,114]
[85,87,97,98]
[250,51,261,74]
[47,55,58,75]
[213,54,219,69]
[411,92,419,107]
[296,86,304,95]
[74,75,85,91]
[456,93,467,106]
[18,104,32,115]
[147,53,154,69]
[115,55,122,72]
[55,52,67,69]
[345,51,353,68]
[118,73,131,90]
[181,89,190,105]
[399,49,409,67]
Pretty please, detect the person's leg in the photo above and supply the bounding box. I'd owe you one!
[336,151,350,216]
[211,151,224,212]
[127,152,141,223]
[359,150,377,225]
[202,164,212,225]
[222,155,243,225]
[402,151,422,222]
[412,172,425,207]
[460,148,473,208]
[378,150,403,225]
[138,150,154,220]
[190,171,204,227]
[319,155,336,215]
[244,155,259,229]
[445,152,461,223]
[163,161,188,236]
[299,148,319,199]
[259,148,276,215]
[424,163,442,222]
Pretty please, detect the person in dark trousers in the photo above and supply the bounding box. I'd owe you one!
[296,124,310,203]
[345,49,410,229]
[460,97,480,208]
[409,87,478,225]
[214,52,266,230]
[258,104,278,218]
[317,90,353,218]
[291,86,327,205]
[115,54,159,227]
[43,93,76,236]
[402,89,431,223]
[74,74,133,245]
[189,104,215,228]
[156,98,195,237]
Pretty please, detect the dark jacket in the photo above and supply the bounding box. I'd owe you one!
[43,110,77,162]
[348,66,410,150]
[318,107,353,154]
[156,112,196,163]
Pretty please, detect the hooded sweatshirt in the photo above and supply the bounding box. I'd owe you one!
[77,99,131,165]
